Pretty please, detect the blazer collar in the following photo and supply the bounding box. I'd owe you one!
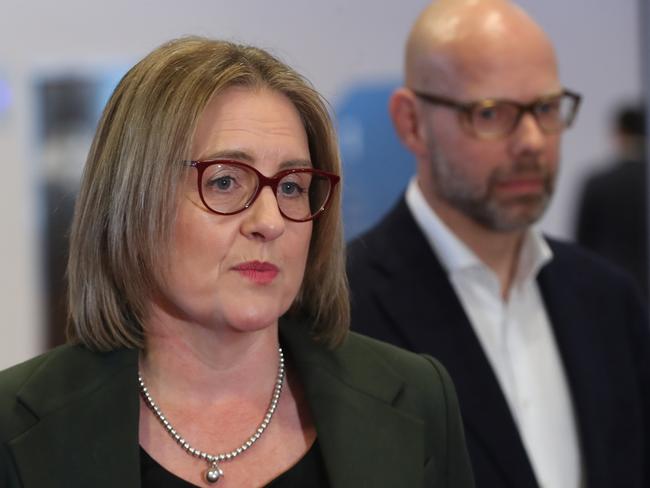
[359,197,538,487]
[280,317,426,487]
[11,327,425,488]
[9,346,141,488]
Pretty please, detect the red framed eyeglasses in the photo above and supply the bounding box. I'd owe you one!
[186,159,340,222]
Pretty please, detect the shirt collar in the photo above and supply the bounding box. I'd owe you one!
[405,177,552,285]
[405,177,478,273]
[515,228,553,286]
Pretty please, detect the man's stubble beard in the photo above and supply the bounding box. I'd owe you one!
[428,145,556,233]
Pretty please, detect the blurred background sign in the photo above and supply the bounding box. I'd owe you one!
[336,81,413,241]
[34,69,125,347]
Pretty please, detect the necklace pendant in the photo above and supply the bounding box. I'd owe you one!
[205,462,224,484]
[139,346,284,486]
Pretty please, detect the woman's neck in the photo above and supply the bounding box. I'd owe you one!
[139,312,281,406]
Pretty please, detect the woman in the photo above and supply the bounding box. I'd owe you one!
[0,38,473,487]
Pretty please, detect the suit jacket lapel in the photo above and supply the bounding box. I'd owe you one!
[537,245,616,488]
[9,336,422,488]
[9,347,141,488]
[360,198,537,487]
[280,318,425,488]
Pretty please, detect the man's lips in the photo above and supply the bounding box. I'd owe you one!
[495,177,545,193]
[232,261,279,284]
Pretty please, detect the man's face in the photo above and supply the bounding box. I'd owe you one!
[418,39,562,233]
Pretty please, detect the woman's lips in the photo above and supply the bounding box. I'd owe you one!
[233,261,279,284]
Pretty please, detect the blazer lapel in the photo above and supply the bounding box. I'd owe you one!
[537,245,629,488]
[361,198,537,487]
[8,347,141,488]
[281,319,425,488]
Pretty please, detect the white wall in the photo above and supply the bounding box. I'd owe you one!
[0,0,642,368]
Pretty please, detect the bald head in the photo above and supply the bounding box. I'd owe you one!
[405,0,558,93]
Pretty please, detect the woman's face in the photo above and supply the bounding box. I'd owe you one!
[155,86,313,335]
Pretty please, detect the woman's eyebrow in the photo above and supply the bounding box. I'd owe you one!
[278,159,313,170]
[200,149,253,162]
[200,151,312,170]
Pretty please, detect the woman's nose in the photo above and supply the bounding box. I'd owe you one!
[240,187,285,241]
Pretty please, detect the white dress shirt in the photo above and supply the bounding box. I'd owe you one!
[406,178,583,488]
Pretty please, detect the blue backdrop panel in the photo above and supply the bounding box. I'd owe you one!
[335,81,414,241]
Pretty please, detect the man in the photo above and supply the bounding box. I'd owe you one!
[347,1,650,487]
[576,105,647,297]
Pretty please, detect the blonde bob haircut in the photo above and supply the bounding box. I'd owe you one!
[67,37,349,350]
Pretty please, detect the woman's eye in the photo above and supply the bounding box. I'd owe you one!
[280,182,303,196]
[208,176,235,191]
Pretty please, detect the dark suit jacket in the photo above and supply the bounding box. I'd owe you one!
[576,159,648,297]
[0,316,474,487]
[348,197,650,488]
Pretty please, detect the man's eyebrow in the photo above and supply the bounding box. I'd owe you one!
[540,89,565,99]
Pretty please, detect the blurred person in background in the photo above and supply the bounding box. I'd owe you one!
[576,104,648,297]
[0,37,473,487]
[347,1,650,487]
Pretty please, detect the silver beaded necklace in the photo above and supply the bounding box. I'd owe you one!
[138,346,285,484]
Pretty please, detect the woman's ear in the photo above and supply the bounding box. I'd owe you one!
[389,87,429,158]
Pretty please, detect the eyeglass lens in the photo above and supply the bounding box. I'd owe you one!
[200,163,332,220]
[470,93,577,137]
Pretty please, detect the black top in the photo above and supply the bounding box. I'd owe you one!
[140,440,329,487]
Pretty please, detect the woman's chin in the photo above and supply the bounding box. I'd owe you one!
[218,308,284,334]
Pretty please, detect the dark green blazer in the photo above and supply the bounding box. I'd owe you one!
[0,318,474,487]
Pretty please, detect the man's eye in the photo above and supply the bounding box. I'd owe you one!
[537,101,559,115]
[477,107,499,120]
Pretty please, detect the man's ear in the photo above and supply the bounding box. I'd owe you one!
[389,87,429,158]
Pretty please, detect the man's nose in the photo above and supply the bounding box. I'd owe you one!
[510,111,546,156]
